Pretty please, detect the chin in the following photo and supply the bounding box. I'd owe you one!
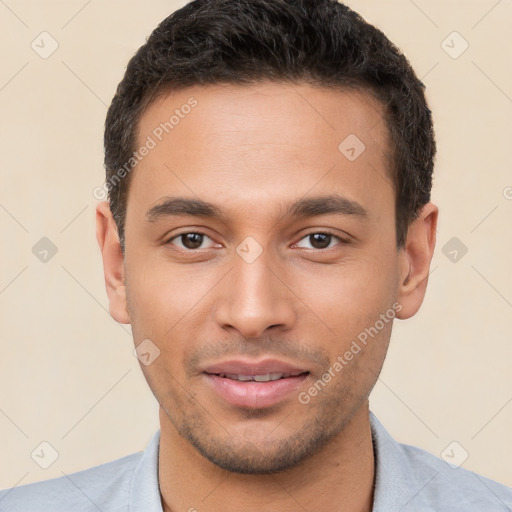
[179,420,339,474]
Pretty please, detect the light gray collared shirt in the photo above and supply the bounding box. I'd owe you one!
[1,412,511,511]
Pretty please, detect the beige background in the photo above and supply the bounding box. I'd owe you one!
[1,0,511,491]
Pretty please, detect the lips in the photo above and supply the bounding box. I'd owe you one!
[202,359,309,408]
[216,372,297,382]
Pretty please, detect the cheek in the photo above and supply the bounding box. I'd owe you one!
[126,257,216,333]
[299,254,399,336]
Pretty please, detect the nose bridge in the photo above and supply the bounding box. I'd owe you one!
[215,242,296,338]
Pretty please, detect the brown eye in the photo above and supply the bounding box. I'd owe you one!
[294,232,346,250]
[309,233,332,249]
[168,232,214,250]
[181,233,204,249]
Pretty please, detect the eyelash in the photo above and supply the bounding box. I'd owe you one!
[165,230,349,252]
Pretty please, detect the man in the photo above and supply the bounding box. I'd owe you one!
[1,0,510,510]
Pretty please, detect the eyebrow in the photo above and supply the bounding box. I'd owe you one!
[145,194,369,223]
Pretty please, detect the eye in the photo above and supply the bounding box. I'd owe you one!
[166,230,348,252]
[167,232,217,251]
[294,231,348,250]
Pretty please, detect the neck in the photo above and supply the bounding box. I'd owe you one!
[159,403,374,512]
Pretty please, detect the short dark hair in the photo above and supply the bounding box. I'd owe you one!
[104,0,435,252]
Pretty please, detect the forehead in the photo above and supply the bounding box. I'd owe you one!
[128,82,394,222]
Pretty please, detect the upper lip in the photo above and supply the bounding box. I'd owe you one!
[202,359,309,376]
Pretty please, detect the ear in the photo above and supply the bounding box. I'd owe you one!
[95,201,131,324]
[396,202,438,320]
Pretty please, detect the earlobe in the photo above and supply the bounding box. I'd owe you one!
[95,201,131,324]
[396,202,438,320]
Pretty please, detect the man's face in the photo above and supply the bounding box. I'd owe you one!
[121,82,405,473]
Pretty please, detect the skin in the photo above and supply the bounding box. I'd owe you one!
[96,82,438,512]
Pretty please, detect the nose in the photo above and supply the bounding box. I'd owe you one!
[214,248,297,339]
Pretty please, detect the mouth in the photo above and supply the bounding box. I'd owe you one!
[202,359,310,409]
[211,371,307,382]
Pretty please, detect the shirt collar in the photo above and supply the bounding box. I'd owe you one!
[369,411,437,511]
[128,412,429,511]
[129,429,163,512]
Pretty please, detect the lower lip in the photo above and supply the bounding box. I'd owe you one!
[204,373,308,409]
